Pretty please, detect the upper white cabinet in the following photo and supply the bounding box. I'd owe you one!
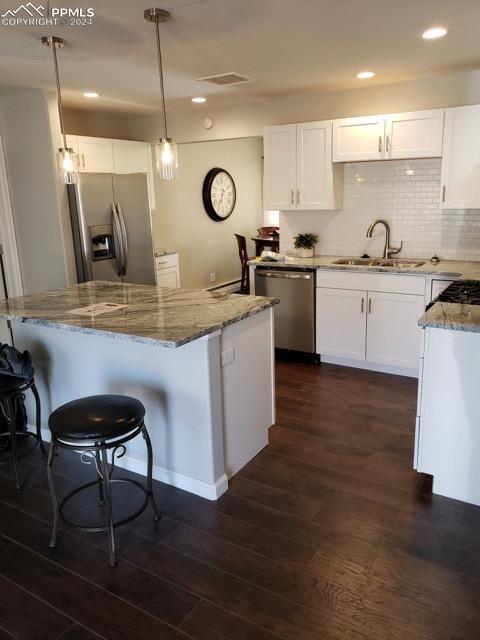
[66,135,155,210]
[440,105,480,209]
[385,110,443,159]
[264,121,342,211]
[332,116,385,162]
[263,124,297,210]
[332,109,444,162]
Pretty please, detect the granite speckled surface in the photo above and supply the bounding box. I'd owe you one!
[0,281,278,348]
[249,255,480,279]
[420,302,480,333]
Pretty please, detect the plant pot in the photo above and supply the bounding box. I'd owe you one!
[296,248,314,258]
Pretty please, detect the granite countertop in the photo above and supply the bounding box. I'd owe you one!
[0,281,278,348]
[248,255,480,279]
[420,302,480,333]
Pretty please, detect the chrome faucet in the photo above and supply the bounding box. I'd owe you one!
[366,219,403,259]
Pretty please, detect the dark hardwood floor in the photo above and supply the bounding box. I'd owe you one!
[1,359,480,639]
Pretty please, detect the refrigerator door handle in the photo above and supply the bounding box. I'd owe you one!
[116,202,128,276]
[111,203,124,277]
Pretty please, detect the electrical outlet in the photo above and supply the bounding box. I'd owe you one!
[209,272,216,283]
[221,348,235,367]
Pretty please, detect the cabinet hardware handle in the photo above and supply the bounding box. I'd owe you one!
[368,298,372,314]
[442,185,446,203]
[378,136,382,154]
[291,189,294,205]
[296,189,300,205]
[361,298,364,314]
[81,153,86,169]
[386,135,390,154]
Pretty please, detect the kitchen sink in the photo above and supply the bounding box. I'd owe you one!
[333,258,425,268]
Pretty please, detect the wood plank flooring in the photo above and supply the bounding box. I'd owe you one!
[1,359,480,639]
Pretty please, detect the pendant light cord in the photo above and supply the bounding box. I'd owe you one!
[154,15,169,140]
[51,41,68,150]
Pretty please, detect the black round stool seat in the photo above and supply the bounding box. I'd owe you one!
[49,394,145,441]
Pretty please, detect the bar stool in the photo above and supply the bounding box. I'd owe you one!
[0,369,45,490]
[47,394,160,566]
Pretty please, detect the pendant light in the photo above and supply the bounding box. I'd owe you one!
[144,8,179,180]
[42,36,77,184]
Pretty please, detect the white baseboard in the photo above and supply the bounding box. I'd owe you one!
[36,426,229,501]
[321,355,418,378]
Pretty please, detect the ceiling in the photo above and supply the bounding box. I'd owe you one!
[0,0,480,115]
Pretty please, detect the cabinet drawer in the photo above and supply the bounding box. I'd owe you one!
[316,270,425,295]
[155,253,178,270]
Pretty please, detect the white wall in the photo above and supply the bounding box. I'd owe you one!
[64,107,131,140]
[0,89,76,294]
[152,137,263,289]
[280,158,480,262]
[127,69,480,144]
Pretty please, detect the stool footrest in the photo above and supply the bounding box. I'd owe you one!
[59,477,150,533]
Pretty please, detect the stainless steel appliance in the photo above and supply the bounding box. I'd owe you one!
[68,173,156,285]
[255,266,315,353]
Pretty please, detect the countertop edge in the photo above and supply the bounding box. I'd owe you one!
[419,301,480,334]
[3,296,279,348]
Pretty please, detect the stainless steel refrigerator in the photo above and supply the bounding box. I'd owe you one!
[67,173,156,285]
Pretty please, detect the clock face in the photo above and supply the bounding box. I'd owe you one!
[203,168,237,221]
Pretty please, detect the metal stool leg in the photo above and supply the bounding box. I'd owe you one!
[31,383,46,457]
[142,424,160,521]
[95,448,106,506]
[4,395,21,490]
[47,442,60,548]
[100,448,116,567]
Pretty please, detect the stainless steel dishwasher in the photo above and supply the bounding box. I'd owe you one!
[255,266,315,353]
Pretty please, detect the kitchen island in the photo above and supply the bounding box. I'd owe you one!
[0,281,277,499]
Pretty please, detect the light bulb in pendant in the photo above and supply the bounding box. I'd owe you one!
[57,147,78,184]
[156,138,178,181]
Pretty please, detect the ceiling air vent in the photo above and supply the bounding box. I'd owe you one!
[195,72,254,86]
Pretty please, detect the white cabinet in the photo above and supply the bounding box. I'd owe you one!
[155,253,180,288]
[440,105,480,209]
[316,288,366,360]
[77,137,115,173]
[263,124,297,210]
[384,110,443,159]
[263,121,341,211]
[316,271,426,375]
[365,291,425,370]
[332,116,385,162]
[332,109,444,162]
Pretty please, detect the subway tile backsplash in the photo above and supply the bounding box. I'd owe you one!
[280,159,480,261]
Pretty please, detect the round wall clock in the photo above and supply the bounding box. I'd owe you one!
[202,167,237,222]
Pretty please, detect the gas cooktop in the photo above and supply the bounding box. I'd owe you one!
[438,280,480,305]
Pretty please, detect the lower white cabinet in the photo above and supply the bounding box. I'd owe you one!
[316,272,426,374]
[316,288,366,360]
[155,253,180,288]
[365,291,425,370]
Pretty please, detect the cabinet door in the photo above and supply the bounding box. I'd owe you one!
[385,109,444,159]
[366,291,424,370]
[297,120,339,210]
[332,116,385,162]
[316,288,367,360]
[441,105,480,209]
[77,137,114,173]
[156,266,179,288]
[263,125,297,210]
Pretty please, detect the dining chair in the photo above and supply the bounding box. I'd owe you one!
[234,234,252,295]
[257,226,279,238]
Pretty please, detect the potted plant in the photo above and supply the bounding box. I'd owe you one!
[293,233,318,258]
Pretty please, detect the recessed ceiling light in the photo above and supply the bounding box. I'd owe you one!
[192,96,206,103]
[356,71,375,80]
[83,92,100,98]
[422,26,448,40]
